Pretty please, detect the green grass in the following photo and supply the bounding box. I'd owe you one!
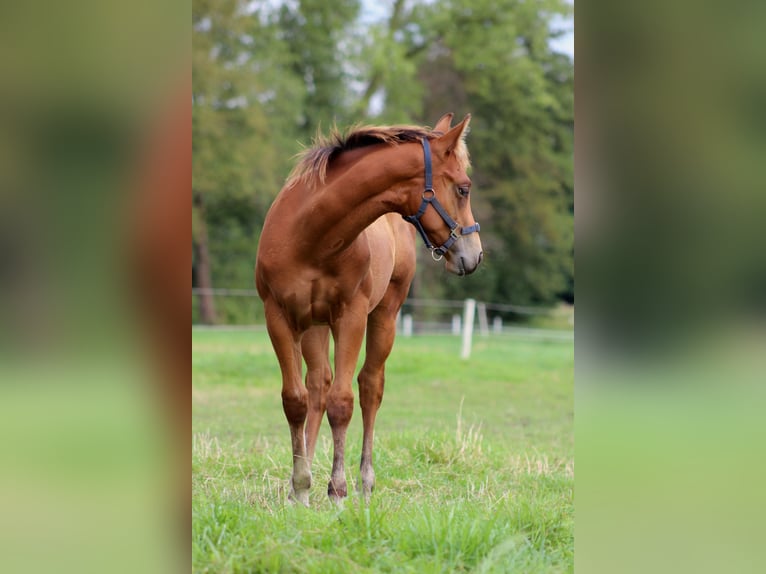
[193,329,573,573]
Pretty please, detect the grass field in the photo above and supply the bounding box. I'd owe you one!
[192,328,573,573]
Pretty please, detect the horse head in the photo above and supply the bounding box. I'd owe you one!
[404,113,484,276]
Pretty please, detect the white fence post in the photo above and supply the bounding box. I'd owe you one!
[452,314,461,335]
[461,298,476,359]
[492,316,503,334]
[402,314,413,337]
[477,302,489,337]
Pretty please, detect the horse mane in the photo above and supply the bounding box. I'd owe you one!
[285,122,470,189]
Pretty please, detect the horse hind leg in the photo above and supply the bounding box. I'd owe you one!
[263,302,311,506]
[301,326,332,466]
[357,302,400,499]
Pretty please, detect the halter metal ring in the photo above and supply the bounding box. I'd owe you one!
[422,189,434,200]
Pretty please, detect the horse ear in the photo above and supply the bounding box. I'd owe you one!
[432,113,454,134]
[434,113,471,155]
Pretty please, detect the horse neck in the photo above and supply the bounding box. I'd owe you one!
[299,144,422,253]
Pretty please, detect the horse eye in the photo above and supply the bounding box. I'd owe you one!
[457,186,469,197]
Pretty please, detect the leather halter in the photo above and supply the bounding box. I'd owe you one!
[403,138,481,261]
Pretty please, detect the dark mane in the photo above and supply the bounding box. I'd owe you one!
[286,123,434,188]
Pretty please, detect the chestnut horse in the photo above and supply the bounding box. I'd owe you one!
[255,113,483,505]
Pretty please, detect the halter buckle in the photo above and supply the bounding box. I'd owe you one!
[449,225,461,240]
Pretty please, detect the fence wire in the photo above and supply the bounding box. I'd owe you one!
[192,288,573,341]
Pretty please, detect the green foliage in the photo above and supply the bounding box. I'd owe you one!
[351,0,423,121]
[193,329,573,572]
[192,0,574,322]
[411,0,574,305]
[278,0,361,136]
[192,0,307,201]
[192,0,308,322]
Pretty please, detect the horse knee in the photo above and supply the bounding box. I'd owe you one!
[326,392,354,428]
[358,371,384,408]
[305,366,332,392]
[282,387,308,426]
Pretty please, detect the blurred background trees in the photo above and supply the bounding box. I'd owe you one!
[192,0,573,324]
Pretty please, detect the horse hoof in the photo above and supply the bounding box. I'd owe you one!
[327,480,347,500]
[288,489,310,507]
[355,480,375,502]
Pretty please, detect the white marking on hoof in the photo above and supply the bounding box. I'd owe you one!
[358,466,375,501]
[288,488,310,507]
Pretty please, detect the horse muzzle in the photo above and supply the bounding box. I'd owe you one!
[445,247,483,276]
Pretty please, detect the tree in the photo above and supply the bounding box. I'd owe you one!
[192,0,303,322]
[278,0,361,137]
[350,0,424,121]
[410,0,574,306]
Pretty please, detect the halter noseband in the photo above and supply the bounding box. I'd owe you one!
[403,138,481,261]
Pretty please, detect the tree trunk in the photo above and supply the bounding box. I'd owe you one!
[192,198,218,325]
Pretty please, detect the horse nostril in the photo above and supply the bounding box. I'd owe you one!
[478,251,484,264]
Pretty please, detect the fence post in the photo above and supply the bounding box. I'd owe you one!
[461,298,476,359]
[492,316,503,334]
[477,302,489,337]
[452,314,461,335]
[402,314,413,337]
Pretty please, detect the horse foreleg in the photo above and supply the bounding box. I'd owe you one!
[264,304,311,506]
[327,303,367,503]
[357,304,398,499]
[301,326,332,465]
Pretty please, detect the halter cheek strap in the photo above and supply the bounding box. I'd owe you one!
[403,138,481,261]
